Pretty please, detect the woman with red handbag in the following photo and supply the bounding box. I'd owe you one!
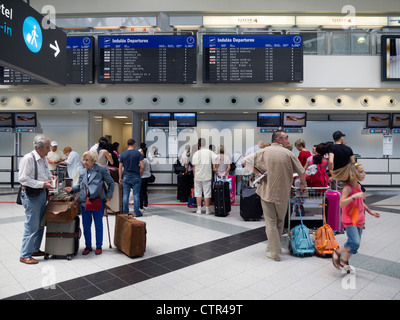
[65,151,114,255]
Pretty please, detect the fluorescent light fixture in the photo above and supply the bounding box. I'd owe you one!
[296,16,386,28]
[114,115,128,119]
[203,16,295,28]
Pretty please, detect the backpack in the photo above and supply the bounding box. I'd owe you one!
[314,203,339,256]
[289,203,315,256]
[306,164,329,189]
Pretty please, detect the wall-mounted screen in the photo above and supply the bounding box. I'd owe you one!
[203,34,303,83]
[66,36,94,84]
[257,112,282,127]
[381,35,400,81]
[392,113,400,128]
[0,112,14,127]
[282,112,307,127]
[148,112,171,127]
[98,35,197,84]
[366,113,391,128]
[14,112,37,127]
[173,112,197,127]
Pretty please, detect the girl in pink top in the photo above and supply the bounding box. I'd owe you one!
[332,163,380,270]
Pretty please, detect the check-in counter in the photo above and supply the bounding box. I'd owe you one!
[150,157,178,185]
[358,158,400,186]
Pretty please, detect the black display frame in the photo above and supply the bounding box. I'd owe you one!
[173,112,197,127]
[256,112,282,128]
[392,113,400,128]
[0,112,14,127]
[148,112,172,128]
[381,35,400,82]
[365,112,391,128]
[282,112,307,128]
[14,112,37,127]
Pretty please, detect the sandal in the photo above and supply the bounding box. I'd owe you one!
[340,259,349,268]
[332,251,341,269]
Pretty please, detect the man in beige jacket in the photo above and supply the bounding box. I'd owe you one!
[243,130,306,261]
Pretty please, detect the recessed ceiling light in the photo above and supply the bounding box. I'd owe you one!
[114,116,128,119]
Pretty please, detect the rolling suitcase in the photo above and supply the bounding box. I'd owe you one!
[177,173,193,202]
[240,187,263,221]
[106,182,123,214]
[326,189,344,233]
[213,180,231,217]
[44,216,80,260]
[114,214,146,257]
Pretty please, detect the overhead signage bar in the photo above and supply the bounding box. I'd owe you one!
[0,0,66,85]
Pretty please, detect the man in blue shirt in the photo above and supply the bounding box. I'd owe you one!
[119,139,144,217]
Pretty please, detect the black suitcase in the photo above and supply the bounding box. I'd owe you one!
[177,173,193,202]
[44,216,80,260]
[240,187,263,221]
[213,180,231,217]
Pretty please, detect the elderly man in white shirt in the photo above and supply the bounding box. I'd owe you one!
[19,134,57,264]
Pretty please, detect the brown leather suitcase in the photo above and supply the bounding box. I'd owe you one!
[45,200,79,223]
[114,214,146,257]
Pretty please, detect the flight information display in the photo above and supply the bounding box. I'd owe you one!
[98,35,197,84]
[0,36,94,85]
[66,36,94,84]
[0,66,43,84]
[203,34,303,83]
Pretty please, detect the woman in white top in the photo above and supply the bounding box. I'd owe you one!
[213,145,231,179]
[97,138,113,169]
[61,147,83,185]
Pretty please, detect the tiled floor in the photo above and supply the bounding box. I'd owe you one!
[1,186,400,302]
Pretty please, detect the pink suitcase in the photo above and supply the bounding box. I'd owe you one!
[228,175,236,204]
[326,190,344,233]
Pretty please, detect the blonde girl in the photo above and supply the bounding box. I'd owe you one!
[332,163,380,270]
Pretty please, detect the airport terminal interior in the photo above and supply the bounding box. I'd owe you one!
[1,0,400,302]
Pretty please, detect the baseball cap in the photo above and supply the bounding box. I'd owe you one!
[51,141,58,147]
[332,131,345,140]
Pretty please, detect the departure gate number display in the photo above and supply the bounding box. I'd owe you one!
[203,34,303,83]
[98,35,197,84]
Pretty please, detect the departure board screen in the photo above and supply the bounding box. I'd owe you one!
[98,35,197,84]
[0,36,94,85]
[203,34,303,83]
[66,36,94,84]
[0,66,43,84]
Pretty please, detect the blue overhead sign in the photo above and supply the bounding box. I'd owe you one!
[0,0,66,85]
[203,35,303,48]
[98,35,196,49]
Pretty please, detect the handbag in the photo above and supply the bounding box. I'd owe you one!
[85,185,103,211]
[17,153,39,205]
[149,174,156,183]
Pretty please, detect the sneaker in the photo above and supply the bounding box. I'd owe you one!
[95,246,102,255]
[143,206,148,211]
[205,207,214,215]
[196,208,202,214]
[82,247,92,255]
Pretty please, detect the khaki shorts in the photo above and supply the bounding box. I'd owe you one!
[194,180,212,198]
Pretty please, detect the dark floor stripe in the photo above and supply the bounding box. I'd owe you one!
[3,227,266,300]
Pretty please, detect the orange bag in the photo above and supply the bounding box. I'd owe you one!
[314,203,339,256]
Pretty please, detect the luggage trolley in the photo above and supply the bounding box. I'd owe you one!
[286,186,328,255]
[287,186,328,230]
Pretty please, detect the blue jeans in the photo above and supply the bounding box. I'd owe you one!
[123,177,141,216]
[20,190,47,258]
[344,226,363,255]
[81,200,104,248]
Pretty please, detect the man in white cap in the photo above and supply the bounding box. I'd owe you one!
[46,141,64,172]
